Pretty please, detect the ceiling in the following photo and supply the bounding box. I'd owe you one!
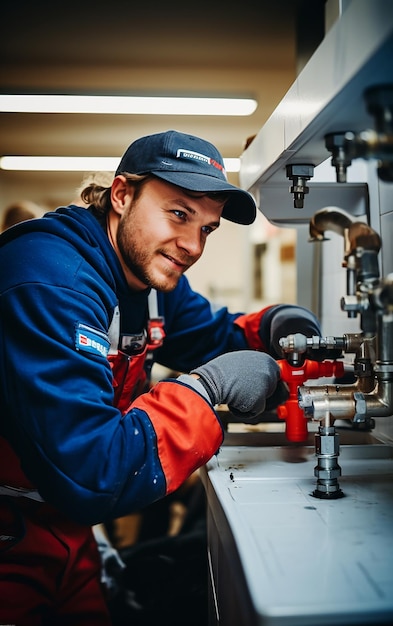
[0,0,325,211]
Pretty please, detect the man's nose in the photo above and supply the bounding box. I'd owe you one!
[176,228,204,257]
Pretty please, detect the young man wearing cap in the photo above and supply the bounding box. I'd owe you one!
[0,130,329,624]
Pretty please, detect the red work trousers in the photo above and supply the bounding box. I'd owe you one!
[0,496,112,626]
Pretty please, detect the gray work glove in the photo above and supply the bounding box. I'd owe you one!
[189,350,286,424]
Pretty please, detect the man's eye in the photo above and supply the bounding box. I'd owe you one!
[172,210,186,220]
[202,225,213,235]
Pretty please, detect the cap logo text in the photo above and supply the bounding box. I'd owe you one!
[176,149,225,174]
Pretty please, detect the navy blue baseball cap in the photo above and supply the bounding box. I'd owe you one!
[115,130,256,225]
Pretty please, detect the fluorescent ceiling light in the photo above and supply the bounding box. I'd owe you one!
[0,156,241,173]
[0,157,120,172]
[0,94,257,116]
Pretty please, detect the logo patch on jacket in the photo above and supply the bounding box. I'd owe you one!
[75,323,110,357]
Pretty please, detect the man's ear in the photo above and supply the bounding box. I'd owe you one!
[111,175,134,216]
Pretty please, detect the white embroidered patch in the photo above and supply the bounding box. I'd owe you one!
[75,323,110,357]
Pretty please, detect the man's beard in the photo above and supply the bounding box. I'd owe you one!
[117,219,183,292]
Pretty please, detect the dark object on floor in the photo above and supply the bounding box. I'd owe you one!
[108,483,208,626]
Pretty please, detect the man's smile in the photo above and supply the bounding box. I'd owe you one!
[161,251,191,270]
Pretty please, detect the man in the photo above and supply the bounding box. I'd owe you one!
[0,130,325,624]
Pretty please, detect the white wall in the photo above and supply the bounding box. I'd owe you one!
[186,209,297,315]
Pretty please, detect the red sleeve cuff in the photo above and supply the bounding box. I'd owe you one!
[234,306,273,351]
[132,381,224,495]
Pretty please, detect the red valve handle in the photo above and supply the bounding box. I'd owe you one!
[276,359,345,442]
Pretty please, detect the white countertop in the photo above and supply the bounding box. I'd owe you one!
[202,441,393,625]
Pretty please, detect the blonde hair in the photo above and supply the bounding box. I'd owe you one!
[78,172,151,216]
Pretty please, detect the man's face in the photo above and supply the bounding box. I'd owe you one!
[115,177,225,292]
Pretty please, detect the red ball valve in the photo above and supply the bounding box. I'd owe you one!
[276,359,345,442]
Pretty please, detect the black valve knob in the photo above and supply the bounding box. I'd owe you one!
[286,164,314,209]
